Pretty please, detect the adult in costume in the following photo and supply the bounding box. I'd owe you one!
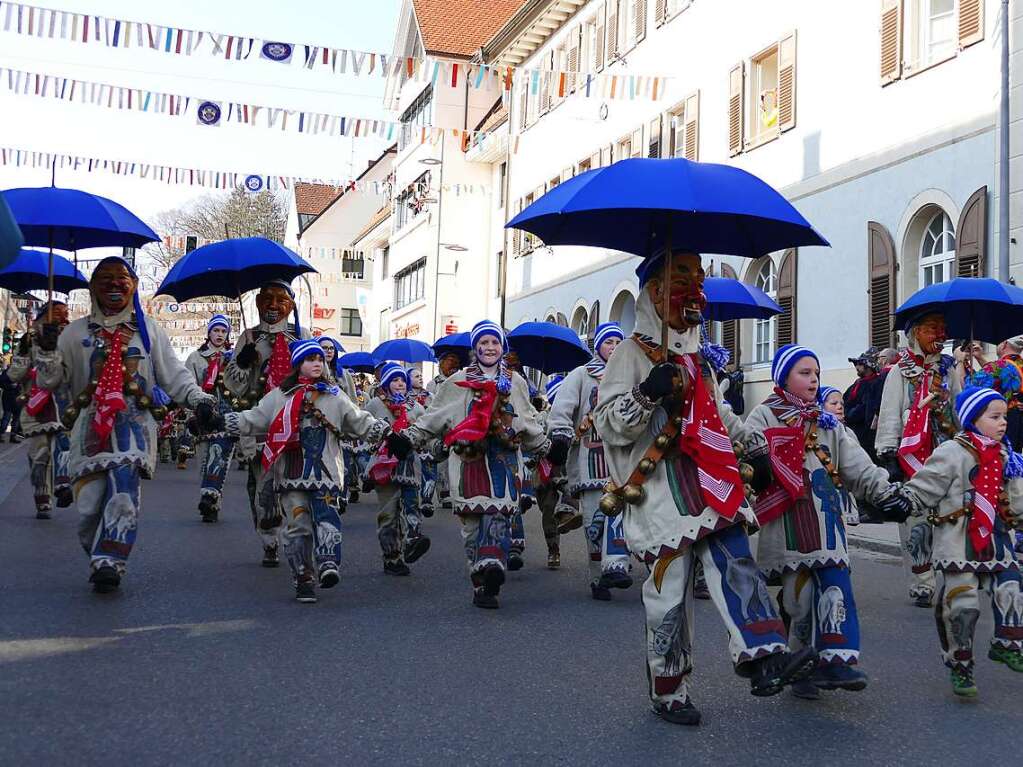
[223,279,311,567]
[34,256,215,592]
[592,251,815,725]
[532,375,577,570]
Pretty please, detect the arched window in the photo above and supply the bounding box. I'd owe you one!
[752,258,777,364]
[609,290,637,334]
[919,210,955,287]
[571,305,589,339]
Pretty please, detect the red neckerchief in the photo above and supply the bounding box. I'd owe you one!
[265,333,291,391]
[443,379,498,446]
[966,432,1002,555]
[847,370,876,401]
[24,368,52,417]
[898,373,934,478]
[755,387,819,525]
[675,354,743,519]
[261,377,317,471]
[202,350,223,392]
[385,396,410,433]
[93,329,127,442]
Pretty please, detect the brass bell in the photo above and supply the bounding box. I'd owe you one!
[599,492,625,517]
[76,391,91,407]
[138,395,151,408]
[452,443,464,455]
[732,441,746,458]
[621,484,646,505]
[672,415,683,427]
[151,406,168,420]
[638,457,657,476]
[126,381,141,396]
[89,378,99,388]
[62,405,78,426]
[257,374,268,387]
[654,433,671,450]
[239,398,250,409]
[739,462,755,484]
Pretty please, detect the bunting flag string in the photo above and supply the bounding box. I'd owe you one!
[0,0,669,101]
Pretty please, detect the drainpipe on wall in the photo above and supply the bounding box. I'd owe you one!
[1000,0,1011,282]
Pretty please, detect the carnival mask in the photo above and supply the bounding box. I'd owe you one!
[90,261,137,315]
[439,353,461,377]
[912,314,947,355]
[255,285,295,325]
[646,252,706,330]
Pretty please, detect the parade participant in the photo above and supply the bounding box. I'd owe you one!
[364,363,430,575]
[224,279,311,567]
[9,302,72,519]
[402,320,550,609]
[0,363,24,442]
[876,311,960,607]
[219,340,403,603]
[746,347,904,697]
[899,386,1023,696]
[843,348,882,462]
[532,375,578,570]
[33,256,216,593]
[502,349,531,567]
[408,367,436,518]
[548,321,632,600]
[819,385,859,527]
[184,314,236,523]
[318,335,358,507]
[968,335,1023,449]
[593,251,816,725]
[427,351,463,509]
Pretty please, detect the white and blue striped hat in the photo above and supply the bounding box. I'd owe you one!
[817,385,841,404]
[470,319,505,349]
[378,362,409,391]
[956,386,1004,433]
[593,322,625,351]
[289,339,324,367]
[545,375,564,404]
[771,344,819,388]
[207,314,231,336]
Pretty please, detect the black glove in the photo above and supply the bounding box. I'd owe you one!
[386,431,413,460]
[16,333,31,356]
[194,402,224,433]
[881,452,904,483]
[235,342,259,369]
[185,416,201,436]
[36,323,60,351]
[878,491,912,524]
[546,435,571,466]
[748,453,774,493]
[639,362,677,401]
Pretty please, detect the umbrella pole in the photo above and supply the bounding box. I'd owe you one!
[661,220,673,354]
[46,228,54,322]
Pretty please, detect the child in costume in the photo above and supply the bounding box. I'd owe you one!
[408,367,437,518]
[221,340,403,603]
[531,375,578,570]
[899,386,1023,696]
[185,314,236,523]
[402,320,550,609]
[819,384,859,527]
[745,346,905,698]
[427,351,463,509]
[548,322,632,600]
[318,335,358,508]
[364,363,430,576]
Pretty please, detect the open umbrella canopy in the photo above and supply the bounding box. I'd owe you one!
[506,158,828,259]
[2,187,159,250]
[0,193,23,269]
[702,277,783,321]
[0,248,88,294]
[507,321,591,374]
[156,237,316,301]
[338,351,379,373]
[894,278,1023,342]
[373,338,436,364]
[433,332,472,365]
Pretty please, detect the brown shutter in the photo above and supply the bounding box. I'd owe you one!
[776,250,797,346]
[867,221,897,349]
[880,0,902,85]
[655,0,668,25]
[720,262,740,364]
[683,90,699,161]
[777,32,796,132]
[959,0,984,49]
[567,27,580,93]
[956,186,988,278]
[606,0,619,63]
[633,0,647,44]
[512,201,523,257]
[594,3,606,72]
[728,63,744,157]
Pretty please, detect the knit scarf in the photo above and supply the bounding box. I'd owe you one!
[898,372,935,478]
[584,356,606,380]
[261,378,335,471]
[966,432,1002,556]
[93,329,127,442]
[24,368,52,417]
[265,333,291,391]
[202,351,223,392]
[674,353,743,519]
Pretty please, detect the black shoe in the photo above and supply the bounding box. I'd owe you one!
[336,500,347,515]
[473,589,499,609]
[262,545,280,568]
[479,563,505,596]
[599,570,633,590]
[507,552,524,571]
[295,579,317,603]
[441,500,453,510]
[10,434,23,443]
[813,664,869,692]
[913,592,933,608]
[384,560,411,576]
[55,487,74,508]
[590,583,612,601]
[651,700,701,726]
[404,536,431,564]
[319,568,340,589]
[362,479,375,493]
[791,679,821,700]
[349,490,360,504]
[198,500,218,523]
[420,503,435,518]
[556,511,583,534]
[749,647,818,697]
[89,566,120,594]
[35,507,51,520]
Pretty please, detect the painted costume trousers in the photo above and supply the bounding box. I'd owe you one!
[536,481,575,556]
[782,565,860,666]
[246,460,283,549]
[581,489,630,583]
[420,456,437,508]
[75,466,141,574]
[376,484,423,563]
[27,432,70,509]
[197,436,236,509]
[899,517,936,598]
[279,489,343,580]
[642,524,788,707]
[936,569,1023,669]
[461,512,511,586]
[436,457,450,501]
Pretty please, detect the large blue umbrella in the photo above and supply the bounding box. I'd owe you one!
[702,277,783,321]
[2,187,159,250]
[506,158,829,259]
[338,351,379,373]
[0,248,88,294]
[156,237,316,301]
[894,278,1023,342]
[507,321,591,374]
[433,332,471,365]
[373,338,436,364]
[0,194,23,270]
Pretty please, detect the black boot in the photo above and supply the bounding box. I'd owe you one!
[198,499,218,523]
[295,577,317,603]
[262,545,280,568]
[651,700,701,726]
[598,569,633,590]
[507,552,524,571]
[404,536,431,564]
[749,647,818,697]
[55,487,74,508]
[318,567,340,589]
[384,559,410,576]
[89,565,120,593]
[420,503,434,518]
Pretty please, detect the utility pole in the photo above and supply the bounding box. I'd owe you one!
[1000,0,1011,282]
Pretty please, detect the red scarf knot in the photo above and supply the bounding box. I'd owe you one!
[261,378,318,471]
[92,329,127,442]
[443,379,498,447]
[202,351,223,392]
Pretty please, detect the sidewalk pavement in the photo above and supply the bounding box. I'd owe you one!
[847,519,903,557]
[0,438,27,505]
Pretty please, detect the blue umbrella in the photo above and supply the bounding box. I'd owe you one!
[433,332,472,365]
[0,248,88,294]
[894,278,1023,343]
[2,187,159,250]
[505,158,829,259]
[702,277,783,321]
[0,194,23,270]
[338,351,379,373]
[156,237,316,301]
[373,338,436,363]
[508,321,592,374]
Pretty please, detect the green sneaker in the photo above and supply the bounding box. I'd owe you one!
[988,645,1023,672]
[950,667,978,697]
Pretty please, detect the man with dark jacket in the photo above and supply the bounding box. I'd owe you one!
[0,362,24,442]
[843,348,882,462]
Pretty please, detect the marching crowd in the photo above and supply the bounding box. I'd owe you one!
[7,250,1023,725]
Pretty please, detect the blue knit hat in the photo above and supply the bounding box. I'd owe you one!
[956,386,1004,433]
[545,374,564,403]
[818,385,841,404]
[289,339,323,367]
[771,344,819,388]
[378,362,409,391]
[470,319,505,350]
[207,314,231,337]
[593,322,625,353]
[93,256,151,353]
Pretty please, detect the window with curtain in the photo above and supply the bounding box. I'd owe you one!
[752,258,777,364]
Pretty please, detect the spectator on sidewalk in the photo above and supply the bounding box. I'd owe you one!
[0,362,23,442]
[844,348,882,463]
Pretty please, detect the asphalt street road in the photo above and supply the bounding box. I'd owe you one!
[0,452,1020,766]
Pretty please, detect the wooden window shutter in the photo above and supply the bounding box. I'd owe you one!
[959,0,984,49]
[518,81,529,130]
[720,262,740,364]
[594,4,606,72]
[512,201,523,257]
[540,52,553,113]
[880,0,903,85]
[776,250,797,346]
[867,221,897,349]
[683,90,700,161]
[587,300,601,352]
[655,0,668,26]
[955,186,988,278]
[633,0,647,44]
[777,32,796,132]
[590,149,602,169]
[568,27,580,92]
[606,1,619,63]
[728,63,744,157]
